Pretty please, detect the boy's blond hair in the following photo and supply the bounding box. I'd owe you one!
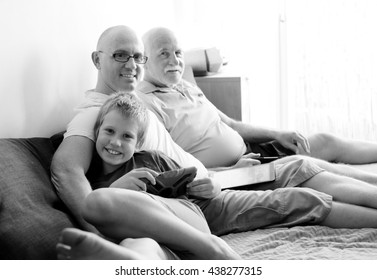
[94,92,149,148]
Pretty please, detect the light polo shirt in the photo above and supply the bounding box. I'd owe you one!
[65,90,208,178]
[137,80,247,168]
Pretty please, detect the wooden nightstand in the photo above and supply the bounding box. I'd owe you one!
[195,72,251,123]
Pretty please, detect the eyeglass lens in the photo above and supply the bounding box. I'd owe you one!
[113,52,147,64]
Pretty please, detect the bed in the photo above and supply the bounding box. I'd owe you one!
[222,225,377,259]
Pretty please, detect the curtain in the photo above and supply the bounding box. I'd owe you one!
[174,0,282,128]
[285,0,377,140]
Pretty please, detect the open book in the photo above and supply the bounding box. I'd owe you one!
[209,162,276,189]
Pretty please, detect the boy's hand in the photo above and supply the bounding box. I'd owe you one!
[110,167,159,191]
[187,177,221,199]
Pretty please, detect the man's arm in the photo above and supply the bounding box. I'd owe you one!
[217,109,310,154]
[51,136,98,232]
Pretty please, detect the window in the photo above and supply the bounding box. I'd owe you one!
[285,0,377,140]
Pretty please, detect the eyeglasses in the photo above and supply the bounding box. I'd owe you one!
[98,51,148,64]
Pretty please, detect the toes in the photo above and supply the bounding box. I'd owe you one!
[60,228,87,246]
[56,243,72,260]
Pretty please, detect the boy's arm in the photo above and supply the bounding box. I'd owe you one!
[51,136,98,233]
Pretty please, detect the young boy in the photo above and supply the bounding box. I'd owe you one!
[57,92,240,260]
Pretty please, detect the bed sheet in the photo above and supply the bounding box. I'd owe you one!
[222,226,377,259]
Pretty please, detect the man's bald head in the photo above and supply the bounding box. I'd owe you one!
[142,27,179,56]
[97,25,141,52]
[93,25,144,94]
[142,27,184,87]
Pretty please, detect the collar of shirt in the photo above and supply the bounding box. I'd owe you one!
[137,80,190,97]
[137,80,171,95]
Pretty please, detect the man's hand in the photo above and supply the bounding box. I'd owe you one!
[110,167,159,191]
[275,130,310,154]
[187,177,221,199]
[233,153,261,168]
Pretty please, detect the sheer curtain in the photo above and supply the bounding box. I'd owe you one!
[172,0,377,140]
[173,0,282,128]
[285,0,377,140]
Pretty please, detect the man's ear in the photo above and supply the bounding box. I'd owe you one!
[143,53,149,70]
[92,51,101,70]
[143,61,148,70]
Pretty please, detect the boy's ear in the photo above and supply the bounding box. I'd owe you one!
[92,51,101,70]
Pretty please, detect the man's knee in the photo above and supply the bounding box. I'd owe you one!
[310,132,338,146]
[279,187,333,225]
[83,189,119,224]
[309,133,343,154]
[308,133,343,161]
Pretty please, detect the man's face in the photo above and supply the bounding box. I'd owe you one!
[144,33,185,87]
[97,34,144,93]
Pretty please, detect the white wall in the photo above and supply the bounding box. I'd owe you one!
[1,0,93,138]
[0,0,177,138]
[0,0,281,138]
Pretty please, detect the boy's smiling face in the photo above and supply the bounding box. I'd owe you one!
[96,109,139,174]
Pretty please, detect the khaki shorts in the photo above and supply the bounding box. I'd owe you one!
[194,157,332,236]
[249,156,325,191]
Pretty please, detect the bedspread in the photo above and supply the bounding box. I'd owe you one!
[222,226,377,259]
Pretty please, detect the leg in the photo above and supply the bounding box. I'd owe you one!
[279,154,377,185]
[302,170,377,209]
[83,188,240,259]
[193,187,333,235]
[304,132,377,164]
[321,201,377,228]
[56,228,170,260]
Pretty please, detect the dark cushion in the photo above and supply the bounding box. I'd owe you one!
[0,136,76,259]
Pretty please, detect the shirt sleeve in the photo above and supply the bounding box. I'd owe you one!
[64,106,100,141]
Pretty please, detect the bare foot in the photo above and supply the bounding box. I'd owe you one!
[56,228,170,260]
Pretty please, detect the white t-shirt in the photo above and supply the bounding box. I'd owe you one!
[65,90,208,178]
[137,80,246,168]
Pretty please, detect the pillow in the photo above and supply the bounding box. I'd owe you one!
[0,137,76,259]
